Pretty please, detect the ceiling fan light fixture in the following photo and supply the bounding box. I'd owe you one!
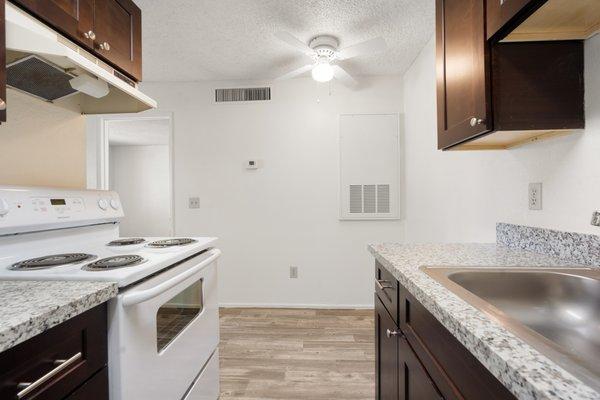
[311,60,334,83]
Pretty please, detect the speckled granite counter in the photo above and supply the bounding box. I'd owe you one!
[368,243,600,400]
[0,281,117,353]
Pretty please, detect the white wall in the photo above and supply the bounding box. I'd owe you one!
[139,77,405,307]
[403,34,600,242]
[110,145,172,237]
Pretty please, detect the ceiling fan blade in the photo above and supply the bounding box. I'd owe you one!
[337,37,387,60]
[275,64,314,80]
[275,31,313,54]
[332,65,358,87]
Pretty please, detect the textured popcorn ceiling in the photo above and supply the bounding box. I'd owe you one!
[135,0,435,82]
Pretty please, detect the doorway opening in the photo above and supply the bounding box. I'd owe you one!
[92,115,174,237]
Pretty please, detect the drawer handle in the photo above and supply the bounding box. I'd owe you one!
[16,352,82,399]
[0,98,5,111]
[386,329,402,338]
[375,279,393,291]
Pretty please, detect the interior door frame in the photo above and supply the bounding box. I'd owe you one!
[93,113,175,236]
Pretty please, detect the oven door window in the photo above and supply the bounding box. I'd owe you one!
[156,279,204,352]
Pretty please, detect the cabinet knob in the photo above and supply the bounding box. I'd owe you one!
[386,329,401,338]
[99,42,111,51]
[0,98,5,111]
[469,117,485,127]
[83,30,96,40]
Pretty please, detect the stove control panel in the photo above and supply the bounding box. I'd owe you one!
[98,198,108,210]
[0,186,124,235]
[0,198,9,217]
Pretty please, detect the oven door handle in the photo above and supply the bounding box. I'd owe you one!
[121,249,221,307]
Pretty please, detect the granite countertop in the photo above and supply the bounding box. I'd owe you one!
[368,242,600,400]
[0,281,118,353]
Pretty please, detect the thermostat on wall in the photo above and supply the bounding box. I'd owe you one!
[245,160,259,170]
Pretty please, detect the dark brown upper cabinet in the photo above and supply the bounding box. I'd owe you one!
[93,0,142,81]
[436,0,491,150]
[9,0,95,48]
[0,0,6,123]
[487,0,539,40]
[436,0,592,150]
[493,0,600,42]
[9,0,142,82]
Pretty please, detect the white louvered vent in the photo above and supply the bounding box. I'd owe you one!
[377,184,390,213]
[348,184,391,215]
[349,185,363,213]
[339,114,400,220]
[215,87,271,102]
[363,185,376,213]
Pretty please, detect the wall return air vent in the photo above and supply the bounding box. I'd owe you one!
[215,87,271,103]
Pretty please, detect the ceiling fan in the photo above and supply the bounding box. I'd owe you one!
[274,32,387,87]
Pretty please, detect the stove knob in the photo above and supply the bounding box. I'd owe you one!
[110,199,120,210]
[98,199,108,211]
[0,198,9,217]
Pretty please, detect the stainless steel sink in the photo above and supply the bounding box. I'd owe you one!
[421,267,600,391]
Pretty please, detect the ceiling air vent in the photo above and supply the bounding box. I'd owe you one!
[215,87,271,103]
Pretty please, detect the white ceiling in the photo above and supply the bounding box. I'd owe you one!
[135,0,435,82]
[108,118,170,146]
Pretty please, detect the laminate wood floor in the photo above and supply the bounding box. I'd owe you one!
[219,308,375,400]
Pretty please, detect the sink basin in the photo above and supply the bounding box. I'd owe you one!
[421,267,600,391]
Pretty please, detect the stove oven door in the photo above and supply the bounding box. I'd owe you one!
[108,249,221,400]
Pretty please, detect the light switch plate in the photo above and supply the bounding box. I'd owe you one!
[189,197,200,209]
[528,183,542,210]
[289,266,298,279]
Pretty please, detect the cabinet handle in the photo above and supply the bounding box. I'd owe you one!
[469,117,485,127]
[99,42,111,51]
[386,329,402,338]
[83,30,96,40]
[375,279,393,291]
[16,352,82,399]
[0,99,5,111]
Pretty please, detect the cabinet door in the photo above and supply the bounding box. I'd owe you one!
[375,295,398,400]
[9,0,94,48]
[93,0,142,81]
[436,0,491,149]
[398,336,443,400]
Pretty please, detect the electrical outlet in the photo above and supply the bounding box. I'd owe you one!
[591,211,600,227]
[188,197,200,209]
[528,183,542,210]
[289,266,298,279]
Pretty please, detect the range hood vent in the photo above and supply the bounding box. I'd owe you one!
[215,87,271,103]
[5,3,157,114]
[7,55,77,101]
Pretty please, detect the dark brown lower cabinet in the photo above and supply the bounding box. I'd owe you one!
[398,336,443,400]
[376,295,399,400]
[65,368,108,400]
[0,303,108,400]
[376,295,443,400]
[375,264,517,400]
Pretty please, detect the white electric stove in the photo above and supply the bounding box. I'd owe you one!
[0,186,221,400]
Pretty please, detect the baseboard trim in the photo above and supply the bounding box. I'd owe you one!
[219,302,374,310]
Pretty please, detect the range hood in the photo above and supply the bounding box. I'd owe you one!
[5,2,157,114]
